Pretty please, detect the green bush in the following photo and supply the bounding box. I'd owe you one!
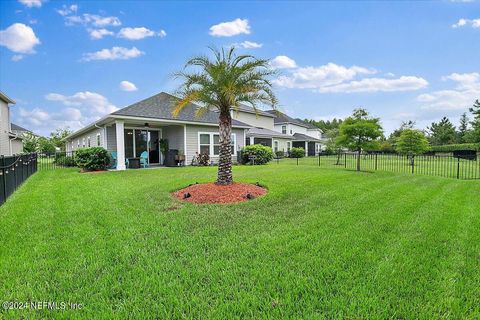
[54,154,76,167]
[241,144,273,165]
[275,150,285,158]
[75,147,110,171]
[289,147,305,158]
[430,143,480,152]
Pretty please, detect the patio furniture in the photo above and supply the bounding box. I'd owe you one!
[111,151,130,168]
[128,157,140,169]
[139,151,149,168]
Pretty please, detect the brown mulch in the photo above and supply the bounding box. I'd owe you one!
[172,182,267,204]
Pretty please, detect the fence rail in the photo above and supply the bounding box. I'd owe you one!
[275,153,480,180]
[0,153,38,205]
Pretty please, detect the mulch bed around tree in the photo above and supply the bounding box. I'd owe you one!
[172,182,267,204]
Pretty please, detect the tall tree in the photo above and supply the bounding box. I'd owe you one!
[337,108,383,171]
[50,127,73,151]
[396,129,430,156]
[457,112,469,143]
[388,120,416,146]
[469,99,480,143]
[427,117,456,145]
[173,47,277,185]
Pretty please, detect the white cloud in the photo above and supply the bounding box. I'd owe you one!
[117,27,166,40]
[119,80,138,91]
[270,55,297,69]
[45,91,118,114]
[17,107,88,136]
[88,28,114,40]
[81,46,144,61]
[11,54,24,62]
[417,72,480,111]
[317,76,428,93]
[452,18,480,28]
[0,23,40,54]
[209,18,250,37]
[18,0,44,8]
[65,14,121,27]
[274,62,375,88]
[56,4,78,16]
[232,40,263,49]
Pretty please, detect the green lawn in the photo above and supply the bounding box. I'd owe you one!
[1,164,479,319]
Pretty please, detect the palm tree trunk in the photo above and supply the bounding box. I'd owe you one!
[217,111,233,185]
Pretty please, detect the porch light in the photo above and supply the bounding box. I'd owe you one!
[144,122,150,128]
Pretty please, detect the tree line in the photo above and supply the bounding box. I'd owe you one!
[304,99,480,157]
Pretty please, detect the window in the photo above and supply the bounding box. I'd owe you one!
[71,141,74,150]
[87,136,91,147]
[287,141,291,151]
[290,129,293,134]
[199,134,210,155]
[96,134,101,146]
[282,125,287,134]
[77,140,80,148]
[199,133,236,156]
[82,138,85,147]
[274,140,279,153]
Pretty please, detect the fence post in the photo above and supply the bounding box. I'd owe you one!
[411,156,415,174]
[375,153,378,171]
[344,153,347,168]
[318,153,320,166]
[457,157,460,179]
[297,157,299,166]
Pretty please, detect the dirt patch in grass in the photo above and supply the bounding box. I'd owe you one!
[172,182,267,204]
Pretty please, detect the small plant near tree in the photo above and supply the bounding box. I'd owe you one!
[275,150,285,158]
[75,147,110,171]
[289,147,305,158]
[337,108,383,171]
[241,144,273,165]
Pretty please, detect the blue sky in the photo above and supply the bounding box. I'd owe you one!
[1,0,479,136]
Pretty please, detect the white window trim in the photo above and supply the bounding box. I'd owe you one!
[82,138,85,148]
[198,132,237,157]
[273,140,279,152]
[96,133,101,146]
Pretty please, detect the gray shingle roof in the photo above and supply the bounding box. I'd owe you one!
[292,133,322,142]
[265,110,311,128]
[11,123,29,132]
[112,92,250,127]
[234,104,276,118]
[246,127,293,139]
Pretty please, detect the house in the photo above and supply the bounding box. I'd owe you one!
[66,91,326,169]
[0,91,23,156]
[265,110,324,156]
[65,92,251,170]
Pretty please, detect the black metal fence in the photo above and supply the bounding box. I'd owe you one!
[275,153,480,180]
[37,151,77,171]
[0,153,38,205]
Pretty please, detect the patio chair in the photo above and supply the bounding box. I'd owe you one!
[140,151,149,168]
[111,151,130,168]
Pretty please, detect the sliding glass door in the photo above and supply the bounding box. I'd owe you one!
[123,129,161,164]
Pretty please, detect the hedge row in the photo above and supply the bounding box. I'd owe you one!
[430,143,480,152]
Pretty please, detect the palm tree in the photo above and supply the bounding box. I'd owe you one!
[173,47,278,185]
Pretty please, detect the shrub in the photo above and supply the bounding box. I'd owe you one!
[198,153,210,166]
[275,150,285,158]
[430,143,480,152]
[241,144,273,165]
[75,147,110,171]
[289,147,305,158]
[54,154,76,167]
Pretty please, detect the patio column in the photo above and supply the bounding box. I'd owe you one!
[115,120,126,170]
[305,141,308,157]
[249,137,254,145]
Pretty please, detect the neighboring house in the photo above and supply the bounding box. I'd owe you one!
[0,91,23,156]
[265,110,324,156]
[65,92,251,170]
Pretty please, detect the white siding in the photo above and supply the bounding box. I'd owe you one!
[185,125,245,165]
[232,110,274,129]
[67,127,104,152]
[0,100,11,155]
[162,125,184,152]
[11,139,23,154]
[306,128,322,140]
